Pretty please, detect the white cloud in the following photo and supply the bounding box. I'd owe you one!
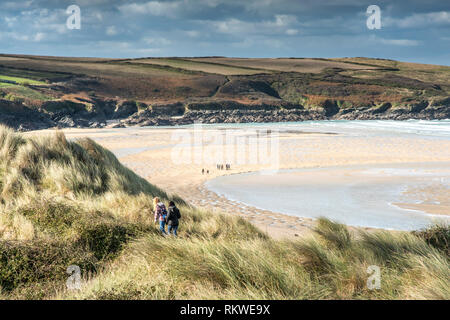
[135,48,163,55]
[118,1,181,17]
[143,37,172,46]
[33,32,45,42]
[213,18,251,34]
[379,38,420,46]
[384,11,450,28]
[229,36,285,50]
[211,14,299,36]
[106,26,117,36]
[363,34,421,47]
[272,14,298,27]
[286,29,299,35]
[93,40,164,56]
[0,31,29,41]
[76,0,110,5]
[18,8,68,34]
[94,12,104,22]
[200,0,222,7]
[185,30,200,37]
[0,1,34,10]
[4,16,17,27]
[97,40,132,49]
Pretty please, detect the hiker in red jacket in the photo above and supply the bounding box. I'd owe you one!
[153,197,168,235]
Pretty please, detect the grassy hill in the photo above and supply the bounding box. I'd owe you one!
[0,125,448,299]
[0,54,448,108]
[0,54,449,131]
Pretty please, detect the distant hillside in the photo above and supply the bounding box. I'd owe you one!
[0,126,448,299]
[0,54,449,130]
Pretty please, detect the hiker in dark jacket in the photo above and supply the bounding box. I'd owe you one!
[166,201,181,236]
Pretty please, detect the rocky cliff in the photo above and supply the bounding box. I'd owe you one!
[2,96,448,132]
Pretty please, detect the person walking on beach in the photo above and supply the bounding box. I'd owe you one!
[166,201,181,236]
[153,197,168,235]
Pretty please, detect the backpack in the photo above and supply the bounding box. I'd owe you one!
[158,203,167,220]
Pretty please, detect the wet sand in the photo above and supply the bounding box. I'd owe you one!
[30,125,450,239]
[395,184,450,216]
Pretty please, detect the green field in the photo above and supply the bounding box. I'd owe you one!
[0,82,15,88]
[2,85,52,102]
[0,75,47,85]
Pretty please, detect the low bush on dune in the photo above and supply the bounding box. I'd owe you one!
[0,125,448,300]
[0,240,97,298]
[413,225,449,257]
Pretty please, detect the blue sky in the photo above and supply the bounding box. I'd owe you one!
[0,0,449,65]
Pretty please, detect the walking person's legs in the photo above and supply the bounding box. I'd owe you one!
[159,220,167,235]
[167,225,178,236]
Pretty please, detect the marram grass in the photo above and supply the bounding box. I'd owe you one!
[0,125,448,300]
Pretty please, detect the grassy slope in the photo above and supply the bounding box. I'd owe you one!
[0,55,226,102]
[0,126,448,300]
[126,58,268,75]
[0,64,55,104]
[333,58,450,95]
[188,57,382,73]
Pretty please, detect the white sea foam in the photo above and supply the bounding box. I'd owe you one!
[174,120,450,138]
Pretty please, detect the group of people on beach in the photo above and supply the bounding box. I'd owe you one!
[201,164,232,175]
[217,164,231,170]
[153,197,181,236]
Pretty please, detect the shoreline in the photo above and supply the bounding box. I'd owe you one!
[201,161,450,235]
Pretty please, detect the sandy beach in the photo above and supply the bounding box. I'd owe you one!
[30,122,450,239]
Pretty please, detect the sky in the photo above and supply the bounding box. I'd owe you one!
[0,0,449,65]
